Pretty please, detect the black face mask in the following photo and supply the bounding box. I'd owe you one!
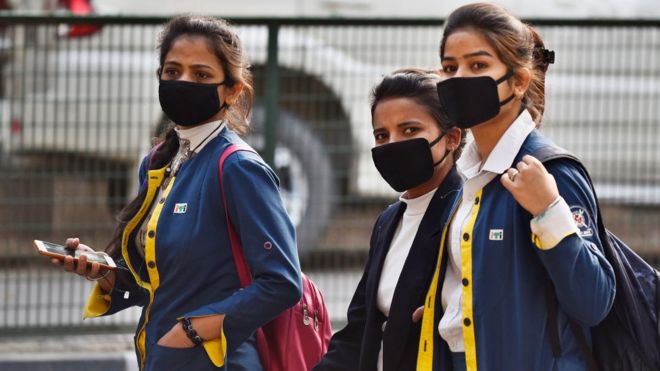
[159,80,227,127]
[371,133,451,192]
[436,70,515,129]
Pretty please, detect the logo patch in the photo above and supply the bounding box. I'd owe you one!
[570,206,593,237]
[173,203,188,214]
[489,229,504,241]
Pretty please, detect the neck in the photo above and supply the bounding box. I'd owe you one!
[471,102,523,161]
[403,160,452,199]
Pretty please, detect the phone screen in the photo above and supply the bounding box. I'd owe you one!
[42,241,110,265]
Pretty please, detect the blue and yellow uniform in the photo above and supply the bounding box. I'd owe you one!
[84,127,303,370]
[417,116,616,370]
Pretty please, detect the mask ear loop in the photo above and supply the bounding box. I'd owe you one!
[429,132,451,167]
[432,149,452,167]
[428,131,447,147]
[216,80,231,112]
[495,69,516,107]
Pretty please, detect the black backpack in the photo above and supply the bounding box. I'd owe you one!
[533,146,660,371]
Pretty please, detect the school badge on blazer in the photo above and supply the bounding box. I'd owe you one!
[173,203,188,214]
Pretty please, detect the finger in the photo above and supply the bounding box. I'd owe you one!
[412,306,424,323]
[75,254,88,276]
[63,256,76,272]
[88,262,100,279]
[516,161,530,172]
[522,155,546,172]
[51,258,63,266]
[521,154,540,165]
[65,238,80,249]
[507,168,519,182]
[501,171,515,192]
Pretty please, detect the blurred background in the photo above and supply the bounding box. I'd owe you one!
[0,0,658,369]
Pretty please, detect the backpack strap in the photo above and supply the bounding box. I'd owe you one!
[217,143,257,288]
[147,142,165,168]
[217,143,272,368]
[532,146,600,371]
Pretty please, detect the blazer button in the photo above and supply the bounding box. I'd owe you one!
[462,233,470,241]
[462,278,469,286]
[147,261,156,269]
[148,230,155,238]
[463,318,471,327]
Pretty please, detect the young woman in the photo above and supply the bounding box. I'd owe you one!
[314,69,464,371]
[416,3,616,371]
[53,15,302,371]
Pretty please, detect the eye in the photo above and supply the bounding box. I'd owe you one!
[374,132,388,142]
[442,64,457,74]
[403,127,419,135]
[196,71,211,80]
[471,62,488,70]
[163,68,179,78]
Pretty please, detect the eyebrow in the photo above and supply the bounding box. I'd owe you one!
[443,50,494,61]
[162,61,215,70]
[372,120,423,134]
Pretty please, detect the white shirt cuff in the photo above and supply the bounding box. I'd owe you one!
[530,196,579,250]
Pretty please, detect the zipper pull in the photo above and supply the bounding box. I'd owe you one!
[303,303,311,326]
[314,309,319,331]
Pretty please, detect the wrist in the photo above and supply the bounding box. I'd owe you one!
[181,317,203,346]
[86,269,111,282]
[533,195,562,218]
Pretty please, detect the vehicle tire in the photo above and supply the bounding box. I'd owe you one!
[247,106,335,253]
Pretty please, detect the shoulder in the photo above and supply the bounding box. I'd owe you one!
[378,201,403,225]
[371,201,404,237]
[516,129,564,160]
[213,128,274,175]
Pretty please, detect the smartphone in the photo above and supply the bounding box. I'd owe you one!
[33,239,116,270]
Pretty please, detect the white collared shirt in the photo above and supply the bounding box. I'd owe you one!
[377,187,437,371]
[438,110,577,351]
[174,119,226,154]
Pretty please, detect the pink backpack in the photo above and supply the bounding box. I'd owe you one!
[218,144,332,371]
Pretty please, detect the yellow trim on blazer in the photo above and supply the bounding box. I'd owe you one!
[416,198,461,370]
[460,189,482,371]
[121,166,170,369]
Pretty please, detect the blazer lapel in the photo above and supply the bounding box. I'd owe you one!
[382,167,462,370]
[365,202,406,309]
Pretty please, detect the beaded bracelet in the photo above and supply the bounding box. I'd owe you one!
[181,317,203,346]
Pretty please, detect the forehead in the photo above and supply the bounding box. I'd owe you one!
[442,28,497,58]
[372,97,437,127]
[164,35,221,65]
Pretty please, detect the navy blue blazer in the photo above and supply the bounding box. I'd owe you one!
[314,167,462,371]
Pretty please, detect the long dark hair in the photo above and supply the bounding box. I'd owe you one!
[370,68,466,161]
[106,15,254,258]
[440,2,551,126]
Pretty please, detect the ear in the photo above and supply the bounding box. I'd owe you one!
[445,127,462,151]
[222,82,244,106]
[513,68,532,98]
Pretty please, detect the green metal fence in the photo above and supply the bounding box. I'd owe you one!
[0,15,658,334]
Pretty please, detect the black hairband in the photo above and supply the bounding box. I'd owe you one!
[535,48,555,65]
[541,48,555,64]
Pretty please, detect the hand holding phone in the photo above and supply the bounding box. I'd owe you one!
[35,238,116,281]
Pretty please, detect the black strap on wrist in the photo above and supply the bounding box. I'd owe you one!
[181,317,203,346]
